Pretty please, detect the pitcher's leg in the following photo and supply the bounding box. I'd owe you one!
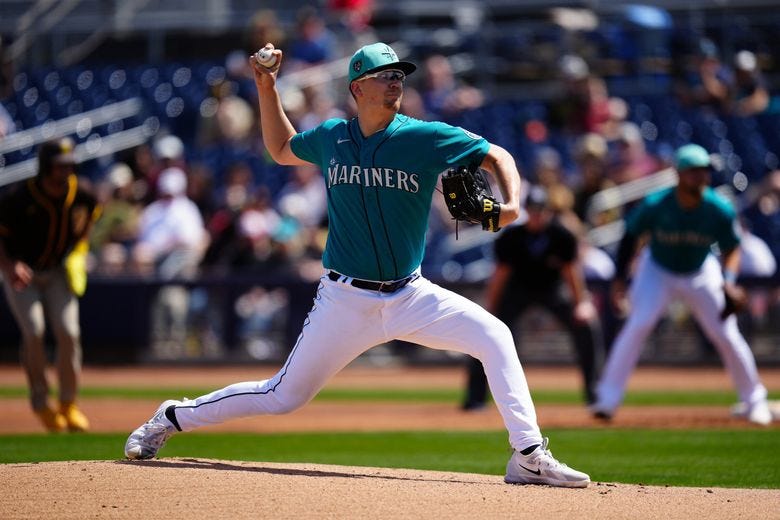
[173,282,384,431]
[394,279,541,450]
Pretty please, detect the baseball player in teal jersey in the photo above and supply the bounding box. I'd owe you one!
[591,144,772,425]
[125,42,590,487]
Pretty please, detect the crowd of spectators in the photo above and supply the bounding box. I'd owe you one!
[2,5,780,358]
[4,7,777,285]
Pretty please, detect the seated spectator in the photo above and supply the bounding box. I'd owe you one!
[598,96,630,143]
[198,80,256,149]
[132,167,208,279]
[571,133,618,226]
[546,55,610,136]
[247,9,287,54]
[187,163,217,223]
[139,134,189,205]
[605,122,662,184]
[297,85,346,131]
[673,37,732,112]
[132,167,209,357]
[730,50,770,117]
[224,9,288,104]
[90,163,142,272]
[201,163,255,273]
[287,6,337,68]
[233,187,284,270]
[532,146,565,187]
[276,164,327,229]
[327,0,376,38]
[419,54,484,120]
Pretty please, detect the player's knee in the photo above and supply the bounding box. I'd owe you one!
[472,319,514,358]
[270,389,315,414]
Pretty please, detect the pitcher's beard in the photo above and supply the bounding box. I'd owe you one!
[383,95,401,111]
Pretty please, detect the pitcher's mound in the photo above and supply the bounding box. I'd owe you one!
[1,458,778,519]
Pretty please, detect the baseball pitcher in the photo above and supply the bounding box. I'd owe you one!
[125,42,590,487]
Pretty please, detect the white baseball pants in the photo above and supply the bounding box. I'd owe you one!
[596,251,768,412]
[172,273,544,451]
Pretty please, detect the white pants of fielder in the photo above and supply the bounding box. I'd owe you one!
[172,273,544,451]
[596,251,768,412]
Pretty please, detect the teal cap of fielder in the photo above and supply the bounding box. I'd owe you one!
[675,144,711,170]
[348,43,417,81]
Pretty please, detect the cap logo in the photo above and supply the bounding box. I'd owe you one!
[353,60,362,72]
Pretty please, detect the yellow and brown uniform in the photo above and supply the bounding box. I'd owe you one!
[0,174,98,416]
[0,175,98,269]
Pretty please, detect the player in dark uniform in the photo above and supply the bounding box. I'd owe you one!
[0,137,99,432]
[463,185,604,409]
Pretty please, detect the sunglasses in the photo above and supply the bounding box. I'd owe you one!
[357,69,406,83]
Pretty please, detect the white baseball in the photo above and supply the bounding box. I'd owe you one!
[255,48,277,68]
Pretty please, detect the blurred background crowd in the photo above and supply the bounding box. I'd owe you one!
[1,0,779,364]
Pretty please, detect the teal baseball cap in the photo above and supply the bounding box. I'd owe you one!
[348,42,417,82]
[675,144,711,171]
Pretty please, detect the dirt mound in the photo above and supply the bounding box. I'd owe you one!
[1,459,778,519]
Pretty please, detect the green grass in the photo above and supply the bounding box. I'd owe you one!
[1,429,779,489]
[1,386,777,406]
[3,384,778,489]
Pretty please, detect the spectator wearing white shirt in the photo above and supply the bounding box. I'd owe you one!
[132,167,208,358]
[134,167,207,279]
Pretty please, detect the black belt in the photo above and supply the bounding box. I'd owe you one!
[327,271,418,293]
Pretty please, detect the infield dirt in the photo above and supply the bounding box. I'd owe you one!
[1,364,778,519]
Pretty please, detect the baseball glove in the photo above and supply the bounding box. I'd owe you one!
[720,283,748,320]
[441,165,501,232]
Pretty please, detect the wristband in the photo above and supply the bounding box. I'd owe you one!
[723,269,738,284]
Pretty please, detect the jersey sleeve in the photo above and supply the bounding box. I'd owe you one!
[432,123,490,171]
[289,126,323,164]
[290,118,344,164]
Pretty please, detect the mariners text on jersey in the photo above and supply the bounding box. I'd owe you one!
[326,163,420,193]
[654,229,716,247]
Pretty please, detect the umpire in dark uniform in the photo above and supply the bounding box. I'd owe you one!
[0,137,99,432]
[463,185,604,409]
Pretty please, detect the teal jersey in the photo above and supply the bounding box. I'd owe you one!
[626,187,741,273]
[290,114,489,281]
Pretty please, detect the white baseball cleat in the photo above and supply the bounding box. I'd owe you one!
[731,400,778,425]
[124,399,182,460]
[746,401,772,426]
[505,437,590,488]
